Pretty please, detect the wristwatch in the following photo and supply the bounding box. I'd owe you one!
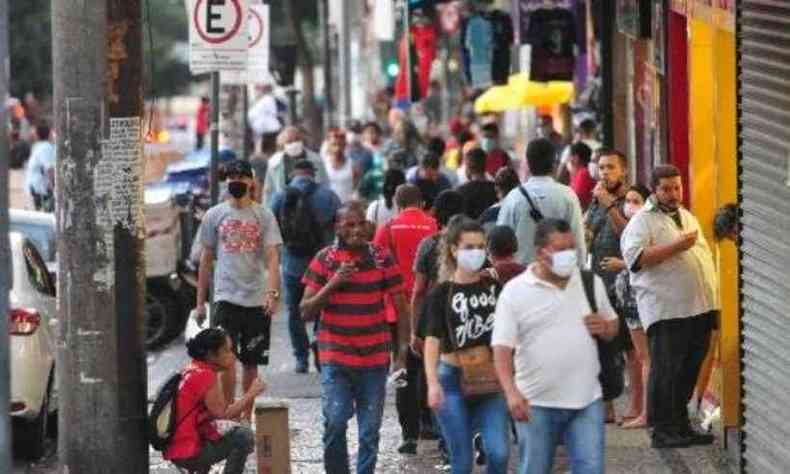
[266,289,280,300]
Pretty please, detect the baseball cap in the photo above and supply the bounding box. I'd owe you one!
[224,160,254,179]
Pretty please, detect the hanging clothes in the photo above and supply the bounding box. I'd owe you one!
[464,13,495,88]
[524,7,577,82]
[486,10,515,85]
[395,23,438,103]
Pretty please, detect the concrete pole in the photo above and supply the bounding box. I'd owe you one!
[337,0,352,125]
[0,0,11,470]
[320,0,333,130]
[52,1,148,472]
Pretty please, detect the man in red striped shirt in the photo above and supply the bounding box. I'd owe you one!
[301,202,410,474]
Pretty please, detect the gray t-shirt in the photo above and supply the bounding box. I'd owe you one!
[201,201,283,307]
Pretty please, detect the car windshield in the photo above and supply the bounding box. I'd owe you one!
[9,220,56,263]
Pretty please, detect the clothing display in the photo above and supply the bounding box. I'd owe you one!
[395,23,438,103]
[461,9,514,88]
[524,7,577,81]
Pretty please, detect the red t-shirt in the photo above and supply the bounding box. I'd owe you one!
[164,361,221,461]
[486,149,511,177]
[571,168,597,210]
[196,103,210,135]
[302,244,403,368]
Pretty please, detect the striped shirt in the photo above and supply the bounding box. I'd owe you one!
[302,244,404,368]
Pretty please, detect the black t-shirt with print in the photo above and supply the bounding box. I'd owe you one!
[423,279,502,354]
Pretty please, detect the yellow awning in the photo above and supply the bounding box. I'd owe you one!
[474,74,575,114]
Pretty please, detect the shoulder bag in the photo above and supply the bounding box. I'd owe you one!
[444,282,503,398]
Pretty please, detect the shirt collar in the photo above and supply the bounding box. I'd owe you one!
[527,175,555,184]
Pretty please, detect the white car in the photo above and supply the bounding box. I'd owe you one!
[8,232,58,460]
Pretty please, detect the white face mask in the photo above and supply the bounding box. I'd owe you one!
[623,203,642,219]
[588,162,600,181]
[457,249,487,273]
[550,249,577,278]
[284,141,304,157]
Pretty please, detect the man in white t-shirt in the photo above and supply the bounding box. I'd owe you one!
[492,218,618,474]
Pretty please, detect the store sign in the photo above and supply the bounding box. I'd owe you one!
[617,0,651,38]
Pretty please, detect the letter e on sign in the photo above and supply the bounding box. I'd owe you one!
[194,0,243,44]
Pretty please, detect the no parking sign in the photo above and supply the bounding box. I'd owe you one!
[186,0,248,74]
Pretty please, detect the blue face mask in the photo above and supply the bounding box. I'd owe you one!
[480,137,497,153]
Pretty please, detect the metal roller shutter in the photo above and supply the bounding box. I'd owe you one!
[739,1,790,472]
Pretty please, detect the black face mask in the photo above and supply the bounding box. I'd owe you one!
[227,181,248,199]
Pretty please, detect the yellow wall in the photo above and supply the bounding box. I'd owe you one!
[688,18,739,429]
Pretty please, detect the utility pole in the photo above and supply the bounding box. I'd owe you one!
[337,0,352,125]
[320,0,333,130]
[52,1,148,472]
[0,0,11,471]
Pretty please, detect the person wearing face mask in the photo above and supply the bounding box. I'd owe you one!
[423,218,511,474]
[196,159,283,424]
[492,218,619,474]
[262,126,328,206]
[479,122,513,177]
[621,165,718,449]
[584,149,631,422]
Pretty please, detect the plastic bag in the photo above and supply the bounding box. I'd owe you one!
[185,304,210,341]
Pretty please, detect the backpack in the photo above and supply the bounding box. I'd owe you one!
[278,185,323,258]
[580,270,625,401]
[147,372,199,451]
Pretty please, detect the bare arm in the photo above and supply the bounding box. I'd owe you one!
[410,274,430,336]
[424,336,441,390]
[392,292,411,363]
[299,263,353,320]
[264,245,281,314]
[196,246,215,313]
[204,377,265,420]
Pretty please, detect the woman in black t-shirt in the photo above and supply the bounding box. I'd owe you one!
[423,219,511,473]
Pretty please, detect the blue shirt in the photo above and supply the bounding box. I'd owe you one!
[25,141,56,195]
[270,176,341,277]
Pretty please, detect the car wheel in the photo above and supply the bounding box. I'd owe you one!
[146,284,180,350]
[17,371,53,461]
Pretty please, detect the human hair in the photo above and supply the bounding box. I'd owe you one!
[395,184,422,209]
[427,136,446,157]
[465,148,487,175]
[487,225,518,258]
[363,121,382,135]
[494,167,520,196]
[534,218,572,250]
[438,217,485,282]
[714,203,738,240]
[579,118,597,136]
[382,169,406,209]
[570,142,592,166]
[337,200,367,223]
[597,147,628,169]
[419,151,441,170]
[186,328,228,361]
[481,122,499,135]
[36,123,50,141]
[628,183,652,202]
[651,164,682,188]
[433,190,465,228]
[458,130,475,145]
[526,138,556,176]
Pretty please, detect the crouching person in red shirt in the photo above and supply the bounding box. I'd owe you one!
[164,328,266,474]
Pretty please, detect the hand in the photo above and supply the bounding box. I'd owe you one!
[593,183,615,208]
[195,304,207,324]
[506,389,531,422]
[584,313,611,338]
[328,262,356,289]
[676,231,698,252]
[427,383,445,411]
[410,335,424,356]
[599,257,625,273]
[263,292,280,316]
[248,377,267,397]
[479,268,498,281]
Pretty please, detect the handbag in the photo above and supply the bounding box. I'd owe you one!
[444,282,503,398]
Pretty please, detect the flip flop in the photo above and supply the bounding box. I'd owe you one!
[621,417,648,429]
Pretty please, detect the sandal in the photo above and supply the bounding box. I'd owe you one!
[621,417,647,429]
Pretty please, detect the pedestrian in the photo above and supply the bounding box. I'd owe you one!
[366,168,406,228]
[195,96,210,150]
[407,136,459,187]
[322,128,359,203]
[248,83,283,155]
[270,159,341,374]
[24,122,56,212]
[493,218,619,474]
[568,142,596,211]
[585,149,631,423]
[346,120,375,177]
[480,167,521,233]
[457,148,498,219]
[484,225,526,285]
[195,159,283,424]
[164,328,262,474]
[479,122,512,177]
[621,164,719,448]
[536,115,565,153]
[409,151,453,210]
[262,126,328,206]
[380,117,423,171]
[362,121,384,155]
[373,185,438,454]
[610,184,652,429]
[557,118,601,184]
[424,219,511,474]
[497,138,587,265]
[300,202,411,474]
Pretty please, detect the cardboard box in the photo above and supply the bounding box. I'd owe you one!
[255,399,291,474]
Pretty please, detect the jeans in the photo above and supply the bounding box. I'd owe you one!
[435,362,511,474]
[646,312,714,434]
[515,399,605,474]
[173,426,255,474]
[321,364,388,474]
[282,271,310,365]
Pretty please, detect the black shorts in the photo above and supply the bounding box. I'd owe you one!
[214,301,272,366]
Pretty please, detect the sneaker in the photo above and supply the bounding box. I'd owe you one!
[651,430,691,449]
[294,360,308,374]
[679,425,715,446]
[474,433,486,465]
[388,368,408,388]
[398,439,418,455]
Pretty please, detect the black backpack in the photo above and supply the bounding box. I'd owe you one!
[147,372,199,451]
[278,185,323,258]
[580,270,625,401]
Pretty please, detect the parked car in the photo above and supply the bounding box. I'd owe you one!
[8,232,58,460]
[9,209,57,276]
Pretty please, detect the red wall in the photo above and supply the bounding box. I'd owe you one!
[667,12,690,207]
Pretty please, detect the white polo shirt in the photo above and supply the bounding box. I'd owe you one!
[620,199,718,331]
[492,266,617,409]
